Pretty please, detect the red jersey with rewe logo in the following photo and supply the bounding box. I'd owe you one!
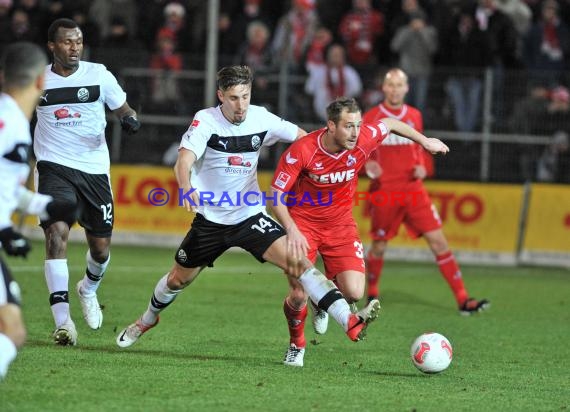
[271,121,389,224]
[362,103,433,187]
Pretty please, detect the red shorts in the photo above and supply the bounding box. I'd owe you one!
[369,183,442,241]
[295,218,365,279]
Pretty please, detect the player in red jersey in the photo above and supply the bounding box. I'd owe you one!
[270,97,449,366]
[362,68,490,316]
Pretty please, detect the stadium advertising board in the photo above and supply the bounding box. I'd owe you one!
[352,180,524,264]
[17,167,568,266]
[520,184,570,267]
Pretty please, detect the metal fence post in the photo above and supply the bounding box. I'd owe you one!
[110,117,122,163]
[480,67,493,181]
[204,0,219,108]
[277,62,289,119]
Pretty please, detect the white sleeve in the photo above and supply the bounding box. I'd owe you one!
[262,109,299,146]
[0,159,24,229]
[101,67,127,110]
[179,114,210,160]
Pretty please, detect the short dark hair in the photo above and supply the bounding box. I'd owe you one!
[1,42,47,88]
[326,97,361,124]
[217,65,253,91]
[47,18,79,42]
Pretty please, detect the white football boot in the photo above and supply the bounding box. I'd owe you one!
[283,343,305,367]
[76,281,103,329]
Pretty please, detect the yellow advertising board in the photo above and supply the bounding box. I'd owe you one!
[21,166,565,266]
[103,168,525,256]
[111,165,193,235]
[522,184,570,258]
[352,180,524,254]
[15,165,570,266]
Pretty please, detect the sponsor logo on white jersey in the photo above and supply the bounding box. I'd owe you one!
[53,106,81,120]
[251,135,261,150]
[227,154,251,168]
[77,88,90,102]
[219,139,229,150]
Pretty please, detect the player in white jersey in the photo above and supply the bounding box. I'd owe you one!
[116,66,381,351]
[34,19,141,346]
[0,42,55,380]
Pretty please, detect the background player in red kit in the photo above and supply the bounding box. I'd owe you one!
[362,68,490,316]
[270,97,449,367]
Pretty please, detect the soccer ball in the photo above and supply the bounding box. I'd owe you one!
[410,332,453,374]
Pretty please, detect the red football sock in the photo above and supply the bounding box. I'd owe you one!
[365,254,384,299]
[283,298,307,348]
[436,251,468,305]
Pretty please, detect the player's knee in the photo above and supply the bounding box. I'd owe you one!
[288,295,307,309]
[167,273,187,290]
[0,305,26,348]
[11,325,26,348]
[369,241,387,257]
[167,267,195,290]
[288,288,307,306]
[427,234,448,255]
[88,247,110,263]
[343,288,364,303]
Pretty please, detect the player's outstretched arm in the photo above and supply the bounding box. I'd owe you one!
[380,118,449,155]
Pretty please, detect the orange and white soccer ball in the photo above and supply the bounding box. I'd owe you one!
[410,332,453,373]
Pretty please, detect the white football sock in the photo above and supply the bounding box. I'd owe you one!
[45,259,70,328]
[78,250,110,296]
[298,268,352,330]
[141,274,180,326]
[0,333,17,380]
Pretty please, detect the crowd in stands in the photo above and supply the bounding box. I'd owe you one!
[0,0,568,181]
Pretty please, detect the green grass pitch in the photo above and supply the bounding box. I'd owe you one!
[1,240,568,411]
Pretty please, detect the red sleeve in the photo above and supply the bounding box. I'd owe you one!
[362,106,380,124]
[361,120,389,152]
[271,143,304,193]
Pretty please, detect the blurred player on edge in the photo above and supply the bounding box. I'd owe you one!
[0,42,54,379]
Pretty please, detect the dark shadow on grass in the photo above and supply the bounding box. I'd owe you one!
[365,370,427,378]
[25,339,259,364]
[378,290,451,312]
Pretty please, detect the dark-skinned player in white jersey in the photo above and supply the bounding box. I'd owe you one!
[34,18,141,346]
